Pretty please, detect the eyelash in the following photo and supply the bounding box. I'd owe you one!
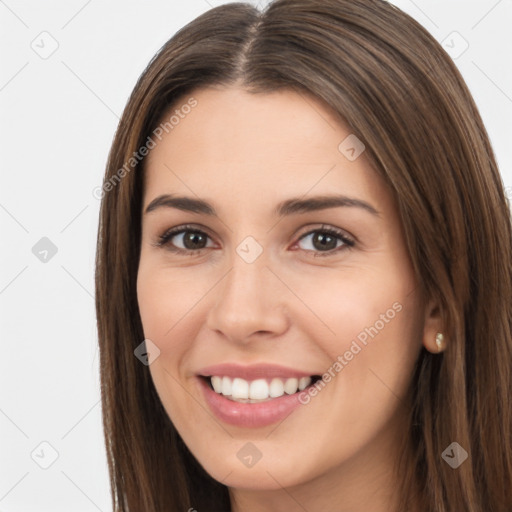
[154,224,355,258]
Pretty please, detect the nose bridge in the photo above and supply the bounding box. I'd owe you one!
[206,245,288,341]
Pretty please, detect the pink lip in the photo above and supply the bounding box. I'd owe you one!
[197,376,306,428]
[197,363,317,380]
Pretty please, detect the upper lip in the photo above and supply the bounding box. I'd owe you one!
[197,363,319,381]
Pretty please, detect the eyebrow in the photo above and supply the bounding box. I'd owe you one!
[144,194,380,217]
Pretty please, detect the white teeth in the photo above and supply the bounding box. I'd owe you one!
[211,376,223,393]
[284,377,299,395]
[221,376,232,396]
[209,375,313,401]
[269,378,284,397]
[298,377,310,391]
[231,378,249,399]
[249,379,269,399]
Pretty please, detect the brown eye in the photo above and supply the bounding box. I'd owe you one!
[178,231,208,250]
[157,225,215,255]
[295,226,355,257]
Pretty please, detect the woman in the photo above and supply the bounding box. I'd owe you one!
[95,0,512,510]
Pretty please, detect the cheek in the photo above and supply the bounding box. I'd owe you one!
[286,274,422,474]
[136,258,208,341]
[291,263,418,353]
[136,258,213,401]
[136,263,202,429]
[299,265,422,406]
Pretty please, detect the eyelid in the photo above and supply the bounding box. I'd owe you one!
[295,224,355,244]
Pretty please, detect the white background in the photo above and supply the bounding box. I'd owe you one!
[0,1,510,510]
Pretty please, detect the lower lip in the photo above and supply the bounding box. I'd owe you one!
[197,377,305,428]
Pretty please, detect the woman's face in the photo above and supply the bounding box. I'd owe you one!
[137,86,431,491]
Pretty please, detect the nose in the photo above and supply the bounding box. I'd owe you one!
[205,253,290,344]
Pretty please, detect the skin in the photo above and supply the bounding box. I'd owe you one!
[137,86,442,512]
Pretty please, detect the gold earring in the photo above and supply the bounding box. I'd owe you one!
[435,332,445,352]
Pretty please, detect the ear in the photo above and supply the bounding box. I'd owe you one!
[422,299,446,353]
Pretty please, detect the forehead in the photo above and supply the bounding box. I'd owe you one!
[143,86,391,216]
[147,86,349,164]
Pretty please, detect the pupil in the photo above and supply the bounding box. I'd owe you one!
[185,232,206,249]
[314,233,336,251]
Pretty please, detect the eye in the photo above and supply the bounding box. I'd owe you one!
[294,225,355,257]
[155,224,215,256]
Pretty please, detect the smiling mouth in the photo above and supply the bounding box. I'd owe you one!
[201,375,322,403]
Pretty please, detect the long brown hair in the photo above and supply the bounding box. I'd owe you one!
[95,1,512,510]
